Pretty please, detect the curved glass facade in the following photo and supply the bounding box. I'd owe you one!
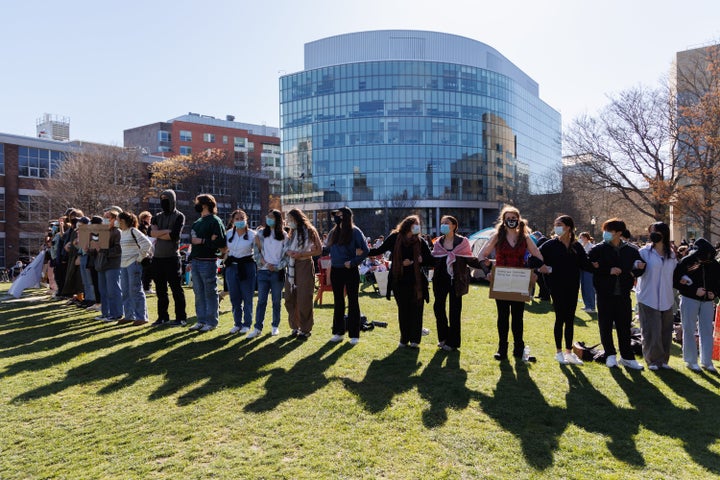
[280,31,560,235]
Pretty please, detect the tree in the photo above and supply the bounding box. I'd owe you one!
[674,44,720,239]
[39,144,147,218]
[564,85,681,223]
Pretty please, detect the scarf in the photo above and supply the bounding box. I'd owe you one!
[432,236,474,279]
[392,233,424,301]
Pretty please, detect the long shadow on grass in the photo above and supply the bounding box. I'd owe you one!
[476,361,567,471]
[561,367,644,466]
[615,369,720,474]
[244,341,352,413]
[416,350,471,428]
[341,347,421,413]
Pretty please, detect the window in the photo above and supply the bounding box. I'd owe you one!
[234,137,246,149]
[180,130,192,142]
[0,143,4,175]
[18,195,50,222]
[0,192,4,221]
[203,133,215,143]
[18,147,63,178]
[180,146,192,155]
[158,131,171,142]
[19,237,44,259]
[158,146,171,153]
[222,136,228,144]
[0,237,4,268]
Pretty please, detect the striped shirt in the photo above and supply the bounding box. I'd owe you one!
[120,227,153,268]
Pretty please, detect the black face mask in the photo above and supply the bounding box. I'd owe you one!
[504,219,518,229]
[194,204,204,213]
[333,216,343,226]
[160,198,171,213]
[649,232,662,243]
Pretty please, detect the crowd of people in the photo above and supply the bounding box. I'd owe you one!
[37,192,719,373]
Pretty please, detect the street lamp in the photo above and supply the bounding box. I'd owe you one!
[590,216,597,239]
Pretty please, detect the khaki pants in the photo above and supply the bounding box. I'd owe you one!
[285,259,315,333]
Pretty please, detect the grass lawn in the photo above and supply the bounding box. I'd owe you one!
[1,282,719,479]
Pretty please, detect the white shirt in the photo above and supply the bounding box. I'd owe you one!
[226,228,256,258]
[635,243,677,311]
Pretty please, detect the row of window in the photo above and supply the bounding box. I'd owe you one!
[18,147,65,178]
[177,131,251,148]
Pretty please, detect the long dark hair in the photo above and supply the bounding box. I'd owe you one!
[287,208,317,248]
[227,209,248,242]
[556,215,577,248]
[495,205,528,246]
[327,208,354,246]
[262,209,285,241]
[650,222,672,258]
[393,215,420,236]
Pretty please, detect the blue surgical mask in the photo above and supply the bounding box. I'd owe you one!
[234,221,246,229]
[411,224,421,235]
[287,221,297,230]
[266,217,275,227]
[602,231,614,243]
[440,224,451,235]
[553,226,565,237]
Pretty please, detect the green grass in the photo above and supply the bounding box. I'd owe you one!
[1,282,719,479]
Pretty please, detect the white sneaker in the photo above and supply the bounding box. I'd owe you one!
[408,342,419,348]
[421,328,430,336]
[349,337,359,345]
[188,322,204,331]
[702,363,718,373]
[229,326,242,334]
[606,355,618,368]
[555,352,568,364]
[199,324,216,332]
[398,342,407,348]
[271,327,280,336]
[618,358,644,370]
[686,362,701,372]
[329,334,344,342]
[648,364,659,371]
[246,328,262,339]
[564,352,584,365]
[238,326,250,334]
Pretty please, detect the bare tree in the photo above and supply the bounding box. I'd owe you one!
[564,85,681,223]
[40,144,147,217]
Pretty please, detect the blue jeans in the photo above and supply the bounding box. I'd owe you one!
[79,254,95,303]
[226,261,256,328]
[191,259,219,327]
[255,269,283,330]
[97,268,122,318]
[679,296,715,366]
[580,271,595,310]
[121,262,147,321]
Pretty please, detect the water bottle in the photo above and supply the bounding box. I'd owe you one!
[522,345,530,362]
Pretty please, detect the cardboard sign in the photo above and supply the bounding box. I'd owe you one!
[488,266,535,302]
[77,224,111,250]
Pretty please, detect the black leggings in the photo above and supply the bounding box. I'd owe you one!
[551,290,579,350]
[496,299,525,353]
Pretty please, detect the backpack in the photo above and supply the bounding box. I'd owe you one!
[572,341,605,363]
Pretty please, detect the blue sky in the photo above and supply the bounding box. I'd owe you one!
[1,0,718,145]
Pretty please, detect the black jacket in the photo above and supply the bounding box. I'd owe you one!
[589,240,644,295]
[673,237,720,301]
[539,238,593,294]
[432,235,483,297]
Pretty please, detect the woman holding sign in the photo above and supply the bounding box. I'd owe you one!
[479,206,543,361]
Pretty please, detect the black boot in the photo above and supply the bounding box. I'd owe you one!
[513,341,525,358]
[494,342,508,360]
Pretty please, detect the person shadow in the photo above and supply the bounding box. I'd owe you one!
[244,342,352,413]
[560,366,644,466]
[416,349,471,428]
[340,347,421,413]
[632,370,720,474]
[476,361,567,471]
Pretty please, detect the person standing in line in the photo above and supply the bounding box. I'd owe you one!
[479,205,543,361]
[223,209,257,335]
[589,218,646,370]
[92,206,124,322]
[635,222,676,371]
[117,212,153,326]
[326,207,369,345]
[76,216,97,308]
[137,211,155,295]
[673,237,720,372]
[284,208,322,339]
[187,194,226,333]
[577,232,596,313]
[150,190,187,327]
[431,215,483,351]
[538,215,592,365]
[248,209,288,338]
[369,215,433,349]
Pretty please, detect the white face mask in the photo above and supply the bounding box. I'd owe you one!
[411,224,421,235]
[553,226,565,237]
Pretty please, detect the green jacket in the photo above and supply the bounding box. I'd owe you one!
[188,215,226,260]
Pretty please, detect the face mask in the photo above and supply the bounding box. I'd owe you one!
[287,221,297,230]
[51,226,58,234]
[504,218,518,229]
[266,217,275,227]
[102,218,110,225]
[602,231,614,243]
[194,203,204,213]
[234,221,246,229]
[113,220,119,228]
[411,224,421,235]
[649,232,662,243]
[554,226,565,237]
[160,198,171,212]
[440,224,451,235]
[333,216,342,226]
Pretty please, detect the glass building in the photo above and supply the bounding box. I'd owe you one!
[280,30,561,236]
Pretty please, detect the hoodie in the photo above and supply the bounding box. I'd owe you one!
[151,189,185,258]
[673,237,720,301]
